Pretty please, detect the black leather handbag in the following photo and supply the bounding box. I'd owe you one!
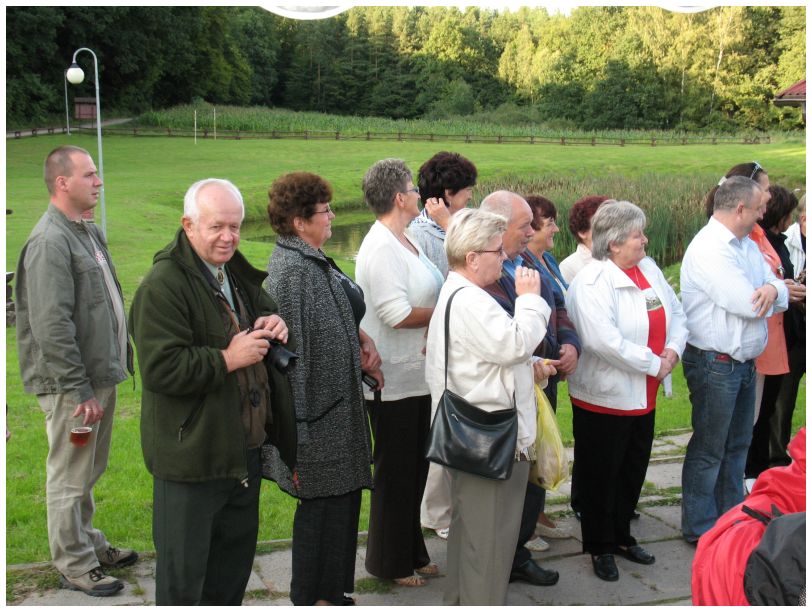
[425,287,518,480]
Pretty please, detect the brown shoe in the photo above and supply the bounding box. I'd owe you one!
[99,546,139,569]
[60,567,124,597]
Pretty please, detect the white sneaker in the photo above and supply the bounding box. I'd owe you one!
[526,536,550,552]
[435,527,449,540]
[536,522,572,539]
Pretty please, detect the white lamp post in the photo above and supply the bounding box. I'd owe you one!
[66,47,106,237]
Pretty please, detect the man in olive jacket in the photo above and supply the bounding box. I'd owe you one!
[129,178,294,605]
[16,145,137,597]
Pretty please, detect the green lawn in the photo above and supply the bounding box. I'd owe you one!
[5,134,806,564]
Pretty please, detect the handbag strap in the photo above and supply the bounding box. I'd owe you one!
[444,287,466,389]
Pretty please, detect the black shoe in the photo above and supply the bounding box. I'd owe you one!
[615,545,655,565]
[631,511,641,520]
[591,554,619,582]
[509,560,559,586]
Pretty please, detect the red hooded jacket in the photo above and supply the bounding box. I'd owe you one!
[691,428,806,605]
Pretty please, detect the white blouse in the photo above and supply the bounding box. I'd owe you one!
[356,220,443,401]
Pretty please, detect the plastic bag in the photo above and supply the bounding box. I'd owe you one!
[529,384,568,492]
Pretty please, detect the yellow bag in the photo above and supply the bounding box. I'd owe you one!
[529,384,568,492]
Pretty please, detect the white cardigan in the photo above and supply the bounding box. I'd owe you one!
[784,222,805,278]
[565,257,688,412]
[356,220,443,401]
[425,272,551,451]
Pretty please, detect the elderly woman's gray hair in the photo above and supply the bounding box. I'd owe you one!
[590,200,646,261]
[445,208,508,269]
[362,158,413,216]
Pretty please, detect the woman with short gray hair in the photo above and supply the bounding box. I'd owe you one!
[425,208,555,604]
[355,158,444,587]
[565,200,688,582]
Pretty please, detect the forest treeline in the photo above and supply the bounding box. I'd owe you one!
[6,5,805,132]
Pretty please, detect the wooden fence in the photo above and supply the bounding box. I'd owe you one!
[11,125,771,146]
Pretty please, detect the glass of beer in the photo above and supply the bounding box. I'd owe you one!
[70,420,93,447]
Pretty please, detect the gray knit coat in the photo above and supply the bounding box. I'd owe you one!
[261,235,373,499]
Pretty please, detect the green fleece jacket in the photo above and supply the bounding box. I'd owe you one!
[129,228,295,483]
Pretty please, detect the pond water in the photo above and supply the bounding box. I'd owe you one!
[241,210,376,261]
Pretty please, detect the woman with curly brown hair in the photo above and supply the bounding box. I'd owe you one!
[262,171,383,605]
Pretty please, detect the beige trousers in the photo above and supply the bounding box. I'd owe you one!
[420,462,452,529]
[38,386,115,578]
[444,461,529,606]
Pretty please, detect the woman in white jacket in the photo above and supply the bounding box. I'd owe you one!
[565,201,688,582]
[425,208,556,605]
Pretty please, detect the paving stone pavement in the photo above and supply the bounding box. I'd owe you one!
[11,431,695,606]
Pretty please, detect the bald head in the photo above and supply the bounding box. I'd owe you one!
[480,190,533,258]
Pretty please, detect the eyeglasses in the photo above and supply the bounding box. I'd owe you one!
[475,245,506,257]
[402,187,420,196]
[749,161,764,180]
[312,204,333,215]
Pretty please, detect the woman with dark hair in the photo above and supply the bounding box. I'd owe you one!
[703,161,770,218]
[745,185,806,482]
[356,159,444,587]
[263,172,383,605]
[409,151,477,278]
[771,194,806,467]
[559,195,611,284]
[410,153,477,540]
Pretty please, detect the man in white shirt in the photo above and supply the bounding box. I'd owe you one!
[680,176,788,543]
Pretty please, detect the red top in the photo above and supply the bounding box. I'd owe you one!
[571,265,666,416]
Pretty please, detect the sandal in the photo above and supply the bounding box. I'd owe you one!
[415,562,439,577]
[393,575,426,587]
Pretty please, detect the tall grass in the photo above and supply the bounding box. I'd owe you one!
[136,103,792,144]
[478,173,711,266]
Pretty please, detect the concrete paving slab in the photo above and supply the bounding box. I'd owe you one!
[645,504,684,531]
[19,584,145,606]
[645,460,685,490]
[617,538,695,600]
[253,548,293,593]
[245,569,267,594]
[136,574,157,606]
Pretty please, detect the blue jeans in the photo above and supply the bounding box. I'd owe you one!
[680,346,756,541]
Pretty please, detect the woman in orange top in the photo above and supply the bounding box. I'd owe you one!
[746,186,806,482]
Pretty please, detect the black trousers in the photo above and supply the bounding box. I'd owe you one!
[290,489,362,605]
[768,340,806,467]
[153,448,260,605]
[512,481,544,569]
[572,407,654,555]
[364,395,431,579]
[745,373,785,478]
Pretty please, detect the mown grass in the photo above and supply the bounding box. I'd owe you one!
[5,133,805,566]
[136,103,803,145]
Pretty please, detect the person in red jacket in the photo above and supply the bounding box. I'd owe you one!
[691,427,805,605]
